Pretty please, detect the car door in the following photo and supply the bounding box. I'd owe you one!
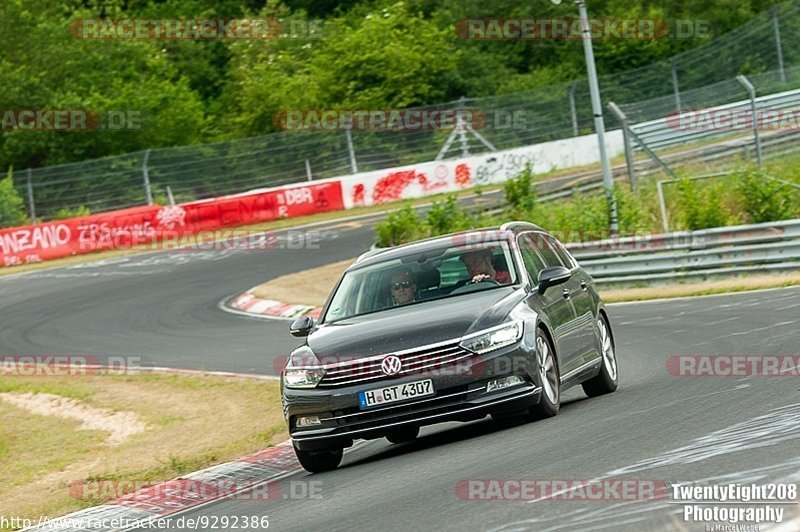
[517,232,580,375]
[547,235,599,365]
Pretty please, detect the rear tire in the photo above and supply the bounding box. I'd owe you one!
[293,444,343,473]
[530,328,560,419]
[582,314,619,397]
[385,426,419,444]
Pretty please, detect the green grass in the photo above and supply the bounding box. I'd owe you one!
[0,372,286,528]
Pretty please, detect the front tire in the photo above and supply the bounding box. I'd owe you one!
[582,314,619,397]
[530,328,560,419]
[293,444,343,473]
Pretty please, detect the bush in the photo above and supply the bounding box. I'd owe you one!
[425,196,474,236]
[613,182,650,236]
[375,205,423,247]
[503,164,537,218]
[373,164,800,248]
[676,176,731,230]
[736,167,797,223]
[531,188,609,241]
[0,168,28,228]
[52,205,91,220]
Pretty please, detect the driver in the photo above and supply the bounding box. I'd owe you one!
[460,249,511,285]
[390,268,418,305]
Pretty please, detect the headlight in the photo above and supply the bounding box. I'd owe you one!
[283,348,326,389]
[460,321,523,354]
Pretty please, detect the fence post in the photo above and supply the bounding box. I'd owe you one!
[344,129,358,174]
[671,58,682,111]
[26,168,36,223]
[657,179,671,234]
[736,75,762,167]
[458,113,470,157]
[608,102,636,191]
[569,80,579,136]
[166,185,176,206]
[457,96,469,157]
[772,6,786,83]
[142,149,154,205]
[305,159,313,181]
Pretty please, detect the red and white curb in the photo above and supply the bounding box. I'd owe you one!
[225,290,322,320]
[24,442,301,531]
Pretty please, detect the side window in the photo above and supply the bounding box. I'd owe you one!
[518,234,546,282]
[547,235,576,269]
[528,232,565,268]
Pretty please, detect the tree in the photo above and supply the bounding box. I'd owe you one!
[0,0,207,171]
[0,168,28,228]
[220,2,460,137]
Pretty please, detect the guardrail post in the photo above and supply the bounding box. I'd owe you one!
[26,168,36,223]
[142,149,154,205]
[608,102,637,191]
[671,58,682,111]
[772,7,786,83]
[736,75,763,167]
[569,80,579,136]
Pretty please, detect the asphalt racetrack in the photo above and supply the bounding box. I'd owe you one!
[2,212,799,530]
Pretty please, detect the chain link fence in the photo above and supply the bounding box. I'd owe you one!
[609,65,800,184]
[10,0,800,222]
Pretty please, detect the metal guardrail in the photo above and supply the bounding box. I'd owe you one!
[566,219,800,284]
[629,88,800,151]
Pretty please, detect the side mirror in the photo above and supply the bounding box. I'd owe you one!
[289,316,315,337]
[537,266,571,294]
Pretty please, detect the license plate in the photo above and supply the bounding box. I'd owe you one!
[358,379,434,409]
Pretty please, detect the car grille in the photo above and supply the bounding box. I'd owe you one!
[317,340,473,388]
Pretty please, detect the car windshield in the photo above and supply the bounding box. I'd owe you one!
[322,240,518,323]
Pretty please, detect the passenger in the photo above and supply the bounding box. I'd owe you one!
[460,249,511,284]
[390,268,418,305]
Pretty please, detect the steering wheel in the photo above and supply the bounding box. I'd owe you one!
[469,277,500,286]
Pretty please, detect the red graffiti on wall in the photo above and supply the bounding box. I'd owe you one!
[372,170,429,204]
[352,183,365,206]
[455,163,471,187]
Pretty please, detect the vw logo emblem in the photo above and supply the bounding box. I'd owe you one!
[381,355,402,376]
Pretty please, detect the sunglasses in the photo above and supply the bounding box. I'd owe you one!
[391,281,414,290]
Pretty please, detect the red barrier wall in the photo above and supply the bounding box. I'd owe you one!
[0,181,344,267]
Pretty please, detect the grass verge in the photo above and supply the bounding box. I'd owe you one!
[0,372,285,528]
[600,273,800,303]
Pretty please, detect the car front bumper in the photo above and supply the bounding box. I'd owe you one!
[283,344,542,451]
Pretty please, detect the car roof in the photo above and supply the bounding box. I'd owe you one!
[352,221,546,270]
